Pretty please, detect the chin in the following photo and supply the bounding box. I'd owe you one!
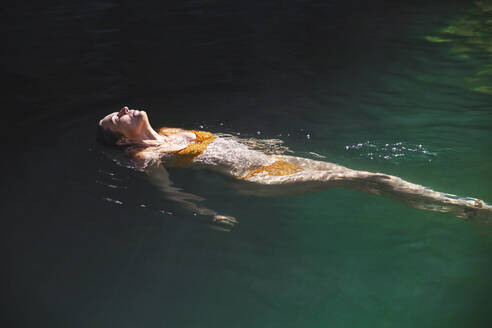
[139,111,151,123]
[134,110,146,118]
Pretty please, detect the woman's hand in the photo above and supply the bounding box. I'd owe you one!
[213,214,238,227]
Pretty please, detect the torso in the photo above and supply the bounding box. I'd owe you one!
[191,137,276,177]
[135,129,303,181]
[156,130,275,176]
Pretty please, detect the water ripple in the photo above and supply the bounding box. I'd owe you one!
[344,141,437,162]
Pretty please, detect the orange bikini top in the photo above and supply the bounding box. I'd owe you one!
[128,129,302,177]
[158,129,302,177]
[163,130,217,168]
[125,130,216,168]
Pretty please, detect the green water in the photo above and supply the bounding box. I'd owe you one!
[91,5,491,325]
[3,1,492,327]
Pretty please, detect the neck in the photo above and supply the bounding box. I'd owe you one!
[131,121,164,145]
[140,129,162,141]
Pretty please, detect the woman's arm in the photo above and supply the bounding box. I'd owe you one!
[143,160,238,229]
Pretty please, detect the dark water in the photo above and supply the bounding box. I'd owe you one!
[2,1,492,327]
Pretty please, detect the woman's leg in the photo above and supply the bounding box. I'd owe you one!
[238,155,492,221]
[350,172,491,220]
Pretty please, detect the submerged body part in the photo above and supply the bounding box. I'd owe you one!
[131,129,492,222]
[98,107,492,225]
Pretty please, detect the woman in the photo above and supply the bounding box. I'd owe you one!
[98,106,492,224]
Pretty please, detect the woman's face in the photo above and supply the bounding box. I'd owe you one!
[99,106,149,140]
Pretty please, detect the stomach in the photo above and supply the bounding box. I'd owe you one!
[193,137,276,177]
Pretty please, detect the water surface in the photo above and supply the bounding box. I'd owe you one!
[2,1,491,327]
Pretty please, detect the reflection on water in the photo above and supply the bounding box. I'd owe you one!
[345,140,437,162]
[426,0,492,95]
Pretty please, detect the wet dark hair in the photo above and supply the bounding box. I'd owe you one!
[97,123,124,148]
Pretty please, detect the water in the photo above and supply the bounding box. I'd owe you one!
[2,1,492,327]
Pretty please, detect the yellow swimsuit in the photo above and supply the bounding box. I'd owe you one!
[163,130,302,179]
[169,131,217,168]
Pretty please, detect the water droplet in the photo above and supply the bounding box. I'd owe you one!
[103,197,122,205]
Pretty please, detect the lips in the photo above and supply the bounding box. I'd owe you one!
[117,107,143,119]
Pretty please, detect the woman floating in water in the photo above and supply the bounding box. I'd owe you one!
[98,106,492,224]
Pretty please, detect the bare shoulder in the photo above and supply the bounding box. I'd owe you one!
[129,148,161,170]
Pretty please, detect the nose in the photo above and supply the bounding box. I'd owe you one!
[118,106,129,117]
